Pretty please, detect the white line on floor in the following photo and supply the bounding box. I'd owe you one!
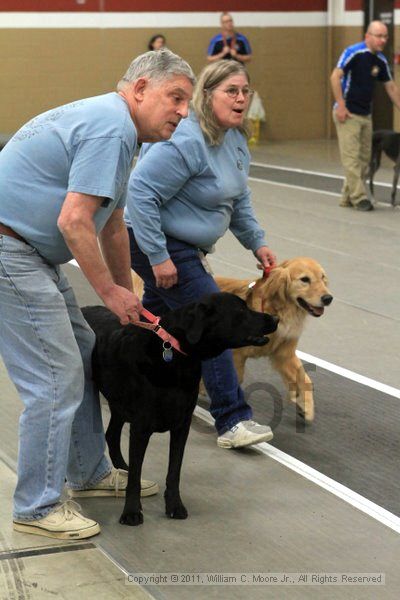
[248,176,341,196]
[249,174,389,205]
[296,350,400,399]
[251,161,344,179]
[250,161,392,189]
[194,405,400,535]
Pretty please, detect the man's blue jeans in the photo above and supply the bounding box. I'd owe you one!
[129,229,252,434]
[0,235,111,520]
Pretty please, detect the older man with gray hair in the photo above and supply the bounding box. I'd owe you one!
[0,49,194,540]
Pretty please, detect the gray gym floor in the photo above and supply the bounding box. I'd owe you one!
[1,140,399,599]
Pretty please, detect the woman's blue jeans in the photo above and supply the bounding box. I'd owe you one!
[0,235,111,520]
[128,229,252,434]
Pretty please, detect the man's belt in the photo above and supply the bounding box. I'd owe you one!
[0,222,26,242]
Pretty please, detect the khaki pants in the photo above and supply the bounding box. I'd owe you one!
[333,110,372,206]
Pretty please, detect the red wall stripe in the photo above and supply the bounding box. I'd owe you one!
[0,0,328,12]
[104,0,328,10]
[347,0,399,13]
[0,1,98,10]
[345,0,363,9]
[0,0,100,12]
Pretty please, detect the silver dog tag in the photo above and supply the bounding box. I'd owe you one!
[162,341,173,362]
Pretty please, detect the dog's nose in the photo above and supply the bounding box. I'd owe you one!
[321,294,333,306]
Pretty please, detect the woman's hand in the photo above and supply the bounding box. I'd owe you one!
[152,258,178,288]
[255,246,277,269]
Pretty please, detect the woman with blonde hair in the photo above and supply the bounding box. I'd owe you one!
[124,60,277,448]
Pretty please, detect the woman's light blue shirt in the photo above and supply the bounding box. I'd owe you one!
[124,113,266,265]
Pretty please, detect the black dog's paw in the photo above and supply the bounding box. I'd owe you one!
[119,511,143,526]
[166,503,188,520]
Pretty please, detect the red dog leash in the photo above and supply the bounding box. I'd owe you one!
[249,264,273,289]
[131,308,187,361]
[263,265,272,279]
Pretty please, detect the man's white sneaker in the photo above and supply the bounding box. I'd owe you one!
[13,501,100,540]
[68,468,159,498]
[217,420,274,449]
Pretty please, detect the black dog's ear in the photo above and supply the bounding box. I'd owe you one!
[185,303,209,345]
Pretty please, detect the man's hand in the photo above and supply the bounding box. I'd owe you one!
[335,103,352,123]
[207,45,231,62]
[152,258,178,289]
[330,68,351,122]
[384,80,400,111]
[255,246,277,270]
[101,285,143,325]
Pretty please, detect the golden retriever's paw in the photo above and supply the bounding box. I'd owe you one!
[296,400,314,423]
[288,383,314,423]
[304,389,314,422]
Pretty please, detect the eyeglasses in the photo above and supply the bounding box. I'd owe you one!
[213,86,254,99]
[370,33,389,40]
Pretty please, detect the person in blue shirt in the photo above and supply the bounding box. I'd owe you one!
[0,49,194,540]
[126,60,276,449]
[207,12,252,64]
[331,20,400,211]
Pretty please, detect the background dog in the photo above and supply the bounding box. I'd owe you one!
[215,258,332,423]
[82,293,278,526]
[370,129,400,206]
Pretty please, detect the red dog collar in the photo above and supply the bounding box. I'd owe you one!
[263,265,273,279]
[133,308,187,358]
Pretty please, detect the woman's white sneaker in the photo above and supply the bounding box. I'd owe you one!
[217,420,273,448]
[13,501,100,540]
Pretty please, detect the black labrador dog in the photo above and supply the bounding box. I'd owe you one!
[370,129,400,206]
[82,293,278,526]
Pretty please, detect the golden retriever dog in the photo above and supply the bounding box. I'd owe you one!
[131,257,332,423]
[215,258,333,423]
